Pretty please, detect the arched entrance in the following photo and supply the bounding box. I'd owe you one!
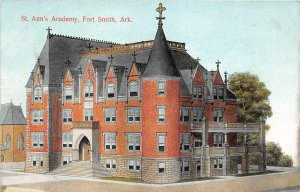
[79,136,91,161]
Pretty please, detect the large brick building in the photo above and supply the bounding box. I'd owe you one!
[25,4,266,183]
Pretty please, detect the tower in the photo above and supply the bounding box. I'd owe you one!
[141,3,181,183]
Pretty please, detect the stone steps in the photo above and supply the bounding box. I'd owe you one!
[48,161,108,178]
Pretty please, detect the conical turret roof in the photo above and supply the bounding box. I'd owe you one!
[143,26,180,78]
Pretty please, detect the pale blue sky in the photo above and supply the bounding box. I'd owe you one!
[0,1,299,161]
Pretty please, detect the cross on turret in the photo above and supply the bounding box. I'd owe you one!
[156,3,166,26]
[46,26,52,39]
[65,60,72,68]
[108,54,115,65]
[86,43,93,52]
[215,60,221,70]
[132,51,137,63]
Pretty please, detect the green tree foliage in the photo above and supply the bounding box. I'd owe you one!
[266,142,293,167]
[228,72,272,145]
[228,72,272,123]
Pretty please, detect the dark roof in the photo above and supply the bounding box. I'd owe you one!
[143,26,180,78]
[0,103,27,125]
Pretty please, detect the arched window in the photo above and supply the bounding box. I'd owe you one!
[107,84,115,98]
[18,134,24,150]
[34,86,42,102]
[128,82,138,97]
[6,134,11,150]
[84,79,94,98]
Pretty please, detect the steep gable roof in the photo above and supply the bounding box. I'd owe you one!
[0,103,26,125]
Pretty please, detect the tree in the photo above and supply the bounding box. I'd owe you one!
[228,72,272,145]
[266,142,293,167]
[228,72,272,123]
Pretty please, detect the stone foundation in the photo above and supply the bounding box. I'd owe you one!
[25,152,49,173]
[142,157,181,184]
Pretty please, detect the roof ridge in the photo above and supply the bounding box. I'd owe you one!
[51,33,120,44]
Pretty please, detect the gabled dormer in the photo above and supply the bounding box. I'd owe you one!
[63,69,73,102]
[33,67,44,103]
[127,63,141,99]
[82,62,95,100]
[105,65,117,99]
[212,62,225,100]
[192,66,205,99]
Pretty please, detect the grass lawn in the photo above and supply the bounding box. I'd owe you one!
[99,177,144,183]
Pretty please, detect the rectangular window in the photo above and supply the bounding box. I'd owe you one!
[180,133,190,151]
[193,86,203,99]
[105,159,116,169]
[32,132,44,148]
[32,156,37,166]
[34,88,42,102]
[104,133,116,151]
[127,107,140,123]
[213,108,224,122]
[158,81,165,95]
[180,108,189,122]
[194,133,202,147]
[32,110,44,123]
[213,133,224,147]
[84,108,94,121]
[40,156,44,167]
[127,160,140,171]
[182,161,190,172]
[64,87,72,101]
[193,108,203,122]
[62,132,73,149]
[214,158,223,169]
[213,87,224,100]
[158,134,166,153]
[104,108,116,123]
[127,133,141,151]
[107,84,115,98]
[157,106,166,122]
[62,156,72,165]
[62,110,72,123]
[158,162,165,173]
[129,82,138,97]
[213,88,218,100]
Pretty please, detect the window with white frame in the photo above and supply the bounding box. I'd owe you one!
[6,134,11,150]
[34,87,42,102]
[129,82,138,97]
[62,156,72,165]
[18,134,24,150]
[105,159,116,169]
[180,108,189,122]
[213,87,224,100]
[127,107,140,123]
[84,79,94,98]
[107,84,115,98]
[31,132,44,148]
[62,110,72,123]
[128,160,140,171]
[32,156,37,166]
[193,108,203,122]
[64,87,72,101]
[213,133,224,147]
[158,133,166,153]
[84,108,94,121]
[62,132,73,148]
[127,133,141,151]
[104,133,116,151]
[214,158,223,169]
[194,133,202,147]
[158,162,165,173]
[182,161,190,172]
[104,108,116,123]
[193,86,204,99]
[213,108,224,123]
[32,110,44,123]
[180,133,190,151]
[158,81,165,95]
[157,106,166,122]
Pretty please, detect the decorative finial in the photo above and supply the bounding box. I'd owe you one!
[86,43,93,52]
[195,57,201,63]
[78,65,83,75]
[224,71,228,85]
[156,3,166,27]
[215,60,221,71]
[124,66,129,77]
[65,60,72,68]
[108,54,115,65]
[132,51,137,63]
[46,26,52,39]
[37,57,41,66]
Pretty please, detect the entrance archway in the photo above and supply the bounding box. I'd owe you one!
[79,136,91,161]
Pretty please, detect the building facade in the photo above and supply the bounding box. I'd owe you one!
[25,4,266,183]
[0,103,27,162]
